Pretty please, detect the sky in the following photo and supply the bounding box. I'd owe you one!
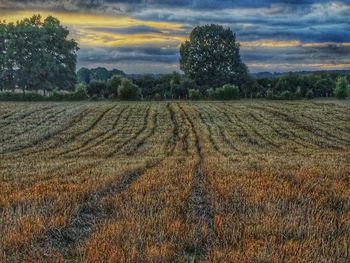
[1,0,349,74]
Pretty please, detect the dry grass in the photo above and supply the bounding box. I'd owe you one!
[0,100,349,262]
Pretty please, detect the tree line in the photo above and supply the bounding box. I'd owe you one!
[0,15,349,101]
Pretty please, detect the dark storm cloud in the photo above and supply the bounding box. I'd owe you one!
[78,45,179,64]
[1,0,340,11]
[0,0,116,12]
[242,44,350,64]
[2,0,349,72]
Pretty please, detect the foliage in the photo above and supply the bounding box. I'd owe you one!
[257,72,347,99]
[0,15,78,92]
[72,83,89,100]
[334,76,349,99]
[154,93,162,101]
[118,78,141,100]
[0,92,46,101]
[215,84,240,100]
[295,86,302,99]
[87,80,107,98]
[180,24,248,89]
[77,67,125,84]
[280,90,292,100]
[305,89,314,99]
[188,89,200,100]
[266,88,274,100]
[107,75,123,98]
[77,68,91,84]
[206,88,215,100]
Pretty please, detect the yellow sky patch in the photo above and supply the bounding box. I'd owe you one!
[1,10,186,47]
[241,40,301,48]
[1,10,183,30]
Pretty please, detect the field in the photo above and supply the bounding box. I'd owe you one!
[0,101,350,262]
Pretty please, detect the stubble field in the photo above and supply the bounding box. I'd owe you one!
[0,101,349,262]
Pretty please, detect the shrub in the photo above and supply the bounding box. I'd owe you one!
[305,89,314,99]
[72,83,89,100]
[334,76,349,99]
[215,84,240,100]
[280,90,292,100]
[107,75,123,98]
[206,88,215,100]
[295,86,302,99]
[188,89,200,100]
[266,89,274,100]
[87,80,107,98]
[154,93,162,101]
[255,92,262,99]
[0,92,46,101]
[49,89,65,101]
[118,78,141,100]
[180,78,197,92]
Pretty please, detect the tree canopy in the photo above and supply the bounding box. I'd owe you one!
[180,24,249,89]
[0,15,78,92]
[77,67,125,84]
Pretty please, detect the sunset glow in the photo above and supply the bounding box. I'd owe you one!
[1,1,349,73]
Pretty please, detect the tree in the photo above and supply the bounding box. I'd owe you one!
[266,89,274,99]
[315,78,334,97]
[180,24,248,88]
[134,74,157,99]
[118,78,140,100]
[0,20,6,91]
[180,78,197,97]
[87,80,107,98]
[305,89,314,99]
[334,76,349,99]
[77,68,91,84]
[215,84,240,100]
[72,83,88,100]
[240,74,259,98]
[295,86,302,99]
[0,15,78,93]
[188,89,200,100]
[107,75,123,98]
[280,90,292,100]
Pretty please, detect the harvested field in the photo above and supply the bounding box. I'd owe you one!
[0,101,350,262]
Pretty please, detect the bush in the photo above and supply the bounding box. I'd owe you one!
[87,80,107,98]
[49,89,65,101]
[334,76,349,99]
[266,89,274,100]
[280,90,292,100]
[206,88,215,100]
[180,78,197,92]
[215,84,240,100]
[255,92,262,99]
[295,86,302,99]
[154,93,162,101]
[72,83,89,100]
[107,75,123,98]
[305,89,314,99]
[118,78,141,100]
[0,92,46,101]
[188,89,200,100]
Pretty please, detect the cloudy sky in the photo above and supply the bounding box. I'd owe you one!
[1,0,349,73]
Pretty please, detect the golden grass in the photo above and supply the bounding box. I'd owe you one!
[0,100,349,262]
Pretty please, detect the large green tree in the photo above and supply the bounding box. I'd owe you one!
[0,15,78,93]
[180,24,248,89]
[0,21,6,91]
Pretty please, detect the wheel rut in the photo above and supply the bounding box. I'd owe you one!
[178,104,214,261]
